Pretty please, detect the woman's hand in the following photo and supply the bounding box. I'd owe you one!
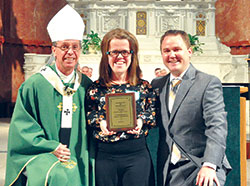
[127,119,143,135]
[52,143,71,162]
[100,120,116,135]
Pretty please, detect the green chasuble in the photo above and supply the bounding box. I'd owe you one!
[5,65,95,186]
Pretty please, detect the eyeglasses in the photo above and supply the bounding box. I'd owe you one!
[55,44,81,52]
[106,50,133,57]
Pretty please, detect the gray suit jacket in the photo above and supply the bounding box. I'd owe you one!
[151,64,231,186]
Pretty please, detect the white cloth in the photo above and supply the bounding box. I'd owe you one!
[39,66,81,128]
[47,5,85,42]
[55,65,75,83]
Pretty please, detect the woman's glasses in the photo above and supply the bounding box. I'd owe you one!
[106,50,133,57]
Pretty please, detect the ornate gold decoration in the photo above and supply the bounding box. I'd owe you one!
[136,11,147,35]
[57,102,63,111]
[138,20,145,27]
[61,160,77,169]
[57,102,78,112]
[72,103,78,112]
[64,88,76,96]
[196,20,205,36]
[195,13,206,36]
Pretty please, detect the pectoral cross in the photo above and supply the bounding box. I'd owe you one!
[64,109,70,115]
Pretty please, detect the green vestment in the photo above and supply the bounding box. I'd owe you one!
[5,65,95,186]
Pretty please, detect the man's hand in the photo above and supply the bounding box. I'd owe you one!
[52,143,71,162]
[196,166,220,186]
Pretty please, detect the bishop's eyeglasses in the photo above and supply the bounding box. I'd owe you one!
[55,44,81,52]
[106,50,134,57]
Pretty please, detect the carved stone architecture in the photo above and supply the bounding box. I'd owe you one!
[22,0,249,132]
[23,0,249,83]
[62,0,247,83]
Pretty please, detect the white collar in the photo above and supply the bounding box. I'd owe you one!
[55,65,75,83]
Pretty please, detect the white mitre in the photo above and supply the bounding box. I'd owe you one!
[47,4,85,42]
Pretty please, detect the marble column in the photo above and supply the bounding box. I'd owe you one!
[215,0,250,55]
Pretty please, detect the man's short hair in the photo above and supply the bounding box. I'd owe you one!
[155,68,161,72]
[160,30,191,49]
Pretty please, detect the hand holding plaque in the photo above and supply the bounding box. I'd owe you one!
[100,120,116,136]
[127,118,143,135]
[105,93,137,132]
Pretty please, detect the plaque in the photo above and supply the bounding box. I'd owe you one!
[105,93,137,132]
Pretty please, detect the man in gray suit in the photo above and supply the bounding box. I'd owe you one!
[151,30,231,186]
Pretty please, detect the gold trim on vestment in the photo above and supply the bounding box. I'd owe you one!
[57,102,78,112]
[72,103,77,112]
[9,156,38,186]
[44,160,60,186]
[57,102,63,111]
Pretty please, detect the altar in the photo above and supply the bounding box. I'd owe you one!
[24,0,249,83]
[67,0,248,82]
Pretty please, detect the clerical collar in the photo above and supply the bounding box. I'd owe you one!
[170,64,190,82]
[55,65,75,83]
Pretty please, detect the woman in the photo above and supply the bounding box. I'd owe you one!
[86,28,156,186]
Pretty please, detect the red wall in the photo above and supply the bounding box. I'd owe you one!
[0,0,67,116]
[216,0,250,55]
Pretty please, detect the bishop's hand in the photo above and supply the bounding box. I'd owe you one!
[52,143,71,162]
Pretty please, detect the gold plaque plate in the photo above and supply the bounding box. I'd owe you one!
[105,93,136,132]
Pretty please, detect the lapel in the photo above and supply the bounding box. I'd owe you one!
[153,74,171,129]
[164,76,171,117]
[168,64,196,125]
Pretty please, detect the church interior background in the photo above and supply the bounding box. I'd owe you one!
[24,0,249,84]
[22,0,250,138]
[0,0,249,147]
[0,0,250,185]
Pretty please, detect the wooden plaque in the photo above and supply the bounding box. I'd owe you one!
[105,93,136,132]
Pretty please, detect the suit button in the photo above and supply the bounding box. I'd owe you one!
[170,134,173,138]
